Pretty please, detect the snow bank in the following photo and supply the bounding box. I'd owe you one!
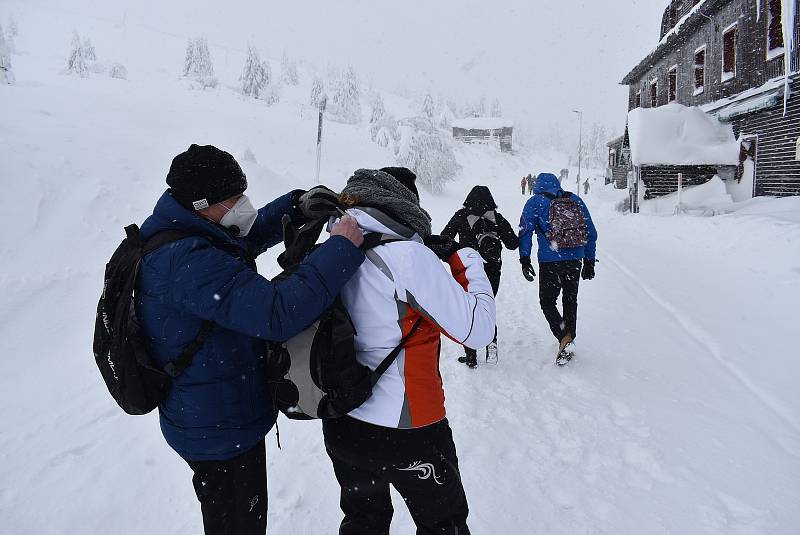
[452,116,513,130]
[640,175,732,215]
[628,104,740,166]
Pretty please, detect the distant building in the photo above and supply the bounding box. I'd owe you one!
[452,117,513,152]
[611,0,799,199]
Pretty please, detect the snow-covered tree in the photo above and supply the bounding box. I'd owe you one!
[82,38,96,61]
[5,16,15,53]
[261,83,281,106]
[0,24,15,85]
[328,65,361,124]
[310,75,325,107]
[240,45,269,98]
[369,93,385,124]
[395,121,460,193]
[183,37,217,88]
[421,92,435,119]
[490,98,502,117]
[280,49,299,85]
[436,105,457,130]
[65,31,89,77]
[109,62,127,80]
[586,122,609,169]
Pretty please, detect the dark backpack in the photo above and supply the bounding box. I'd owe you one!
[542,191,588,250]
[267,216,422,420]
[466,211,502,261]
[93,224,213,415]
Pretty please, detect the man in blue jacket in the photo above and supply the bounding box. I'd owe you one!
[518,172,598,364]
[135,144,365,534]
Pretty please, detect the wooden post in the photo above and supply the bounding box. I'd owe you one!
[675,172,683,215]
[314,95,327,184]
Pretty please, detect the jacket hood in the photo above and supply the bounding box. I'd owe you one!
[140,190,242,248]
[535,173,561,195]
[463,185,497,214]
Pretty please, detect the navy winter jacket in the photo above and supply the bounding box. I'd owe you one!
[518,173,598,263]
[135,191,365,461]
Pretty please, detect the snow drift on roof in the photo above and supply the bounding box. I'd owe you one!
[452,117,513,130]
[627,104,740,166]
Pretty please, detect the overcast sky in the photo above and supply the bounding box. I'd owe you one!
[21,0,668,140]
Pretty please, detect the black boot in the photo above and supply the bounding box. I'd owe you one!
[458,348,478,368]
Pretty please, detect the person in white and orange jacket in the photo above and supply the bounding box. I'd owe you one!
[322,167,495,535]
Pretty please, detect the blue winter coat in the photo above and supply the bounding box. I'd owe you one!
[519,173,598,263]
[135,191,365,461]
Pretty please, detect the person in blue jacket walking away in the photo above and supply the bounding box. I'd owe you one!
[135,144,365,534]
[518,172,598,365]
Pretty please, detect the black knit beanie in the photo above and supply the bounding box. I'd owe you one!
[166,144,247,210]
[380,167,419,199]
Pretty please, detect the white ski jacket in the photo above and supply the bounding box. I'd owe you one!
[337,207,496,429]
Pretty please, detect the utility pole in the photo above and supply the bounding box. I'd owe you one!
[572,110,583,191]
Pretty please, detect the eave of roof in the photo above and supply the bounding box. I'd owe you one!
[620,0,729,86]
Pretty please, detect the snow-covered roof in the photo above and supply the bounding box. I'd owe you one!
[627,104,740,167]
[452,117,513,130]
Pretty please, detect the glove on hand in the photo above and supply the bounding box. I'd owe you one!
[520,256,536,282]
[424,234,461,262]
[298,185,340,220]
[582,259,596,280]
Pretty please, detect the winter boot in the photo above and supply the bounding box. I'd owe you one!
[556,334,574,366]
[458,348,478,368]
[485,341,498,365]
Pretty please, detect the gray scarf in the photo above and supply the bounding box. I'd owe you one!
[342,169,432,238]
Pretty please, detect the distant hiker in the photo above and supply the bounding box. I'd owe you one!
[583,178,591,195]
[518,172,597,366]
[559,168,569,183]
[323,167,495,535]
[520,176,527,195]
[442,185,519,366]
[134,144,365,534]
[526,173,535,195]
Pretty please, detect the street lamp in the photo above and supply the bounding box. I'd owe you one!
[572,109,583,191]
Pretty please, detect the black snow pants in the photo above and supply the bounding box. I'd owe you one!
[464,260,501,361]
[323,416,471,535]
[185,441,268,535]
[538,259,582,342]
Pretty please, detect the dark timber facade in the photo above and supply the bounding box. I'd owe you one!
[617,0,800,198]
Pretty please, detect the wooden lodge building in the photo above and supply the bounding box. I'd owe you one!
[609,0,800,204]
[452,117,514,153]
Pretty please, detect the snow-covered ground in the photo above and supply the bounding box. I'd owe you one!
[2,5,800,535]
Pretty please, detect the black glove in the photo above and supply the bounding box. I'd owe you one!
[424,234,461,261]
[520,256,536,282]
[582,258,596,280]
[298,185,340,220]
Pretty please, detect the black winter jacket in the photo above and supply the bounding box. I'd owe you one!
[442,186,519,263]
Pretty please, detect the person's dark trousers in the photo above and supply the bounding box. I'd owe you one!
[185,441,268,535]
[323,416,471,535]
[463,259,501,361]
[538,259,582,341]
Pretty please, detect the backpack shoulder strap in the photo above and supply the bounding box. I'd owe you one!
[369,317,424,386]
[361,232,403,251]
[163,320,215,377]
[142,229,192,256]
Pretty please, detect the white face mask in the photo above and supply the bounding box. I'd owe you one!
[219,195,258,237]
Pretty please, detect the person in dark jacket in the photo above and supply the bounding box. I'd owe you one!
[442,185,519,367]
[135,144,365,534]
[518,172,598,365]
[526,173,535,195]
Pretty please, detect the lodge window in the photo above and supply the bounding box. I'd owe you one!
[767,0,784,58]
[650,79,658,107]
[694,46,706,94]
[635,89,642,108]
[668,66,678,102]
[722,24,737,80]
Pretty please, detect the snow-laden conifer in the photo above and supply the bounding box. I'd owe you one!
[395,120,460,193]
[421,92,435,119]
[65,31,89,77]
[281,50,299,85]
[369,93,385,124]
[490,98,502,118]
[310,75,325,107]
[0,24,15,85]
[183,37,217,88]
[240,45,268,98]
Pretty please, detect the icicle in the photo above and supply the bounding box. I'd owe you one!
[757,0,762,21]
[782,0,797,115]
